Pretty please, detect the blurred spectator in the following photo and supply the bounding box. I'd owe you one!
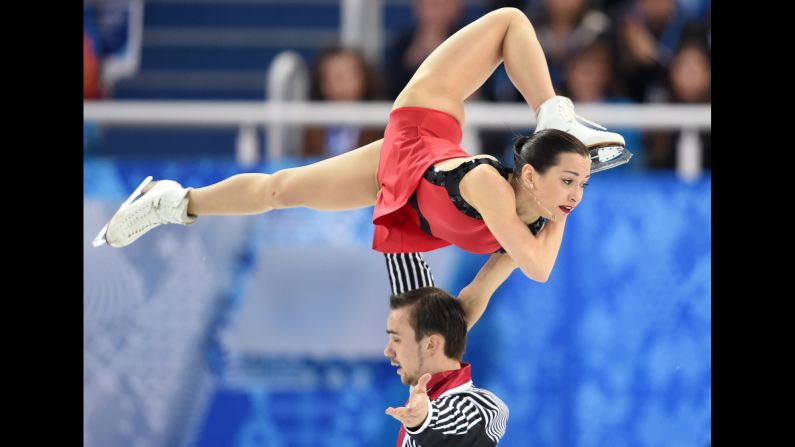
[644,38,711,169]
[385,0,464,99]
[478,1,609,162]
[608,0,707,103]
[560,41,645,168]
[84,30,102,99]
[561,40,615,102]
[669,39,710,103]
[84,25,103,155]
[535,0,611,90]
[675,0,710,21]
[301,46,385,158]
[482,0,609,98]
[84,0,143,98]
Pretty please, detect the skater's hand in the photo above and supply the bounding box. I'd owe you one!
[386,373,432,428]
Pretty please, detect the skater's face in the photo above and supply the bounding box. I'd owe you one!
[384,306,428,386]
[524,152,591,219]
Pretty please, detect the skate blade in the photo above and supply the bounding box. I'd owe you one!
[590,146,634,174]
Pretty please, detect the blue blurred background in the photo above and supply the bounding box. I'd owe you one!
[84,0,710,446]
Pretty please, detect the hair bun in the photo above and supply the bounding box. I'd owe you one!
[513,135,531,154]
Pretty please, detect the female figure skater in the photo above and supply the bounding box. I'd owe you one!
[94,8,632,328]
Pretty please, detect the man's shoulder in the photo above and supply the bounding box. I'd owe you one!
[435,384,509,411]
[464,386,509,408]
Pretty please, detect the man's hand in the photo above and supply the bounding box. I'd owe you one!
[385,373,432,428]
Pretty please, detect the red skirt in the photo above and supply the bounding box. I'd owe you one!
[372,106,498,253]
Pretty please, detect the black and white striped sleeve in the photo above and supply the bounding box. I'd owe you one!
[384,253,436,295]
[404,388,509,446]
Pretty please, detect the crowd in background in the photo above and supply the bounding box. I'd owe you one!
[84,0,711,170]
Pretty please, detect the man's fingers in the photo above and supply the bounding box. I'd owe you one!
[386,406,408,417]
[415,373,432,393]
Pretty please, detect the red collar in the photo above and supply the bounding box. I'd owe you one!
[424,362,472,400]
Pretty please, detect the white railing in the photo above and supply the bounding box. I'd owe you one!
[342,0,384,65]
[265,52,310,164]
[83,101,711,179]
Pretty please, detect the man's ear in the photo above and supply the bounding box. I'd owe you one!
[424,334,444,356]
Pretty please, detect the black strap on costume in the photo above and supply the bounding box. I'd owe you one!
[423,157,511,219]
[411,157,547,253]
[408,192,433,236]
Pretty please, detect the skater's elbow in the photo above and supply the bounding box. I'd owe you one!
[518,263,551,283]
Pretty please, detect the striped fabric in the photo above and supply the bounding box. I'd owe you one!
[404,383,509,446]
[384,253,436,295]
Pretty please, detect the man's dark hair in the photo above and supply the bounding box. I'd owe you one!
[389,287,467,360]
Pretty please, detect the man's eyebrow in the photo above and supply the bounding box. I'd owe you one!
[386,330,398,335]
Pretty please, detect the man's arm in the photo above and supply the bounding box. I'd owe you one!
[405,389,509,446]
[387,375,509,446]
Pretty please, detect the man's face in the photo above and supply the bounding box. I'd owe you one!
[384,307,426,386]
